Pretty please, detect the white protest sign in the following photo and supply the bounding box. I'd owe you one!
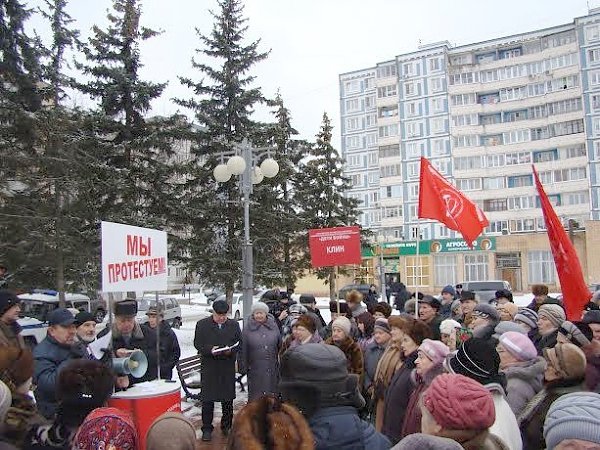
[101,221,168,292]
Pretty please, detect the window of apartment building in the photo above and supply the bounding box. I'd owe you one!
[406,122,422,137]
[483,177,506,190]
[482,134,502,146]
[431,118,446,134]
[487,220,509,234]
[346,136,361,149]
[429,57,442,72]
[486,154,505,167]
[594,142,600,160]
[450,72,475,85]
[590,71,600,87]
[563,145,586,159]
[364,76,375,89]
[407,161,419,179]
[508,195,535,210]
[368,191,379,205]
[553,119,584,137]
[382,185,402,199]
[345,98,361,112]
[455,156,483,170]
[406,256,430,288]
[377,84,398,98]
[377,64,397,78]
[346,117,362,131]
[528,82,546,97]
[408,183,419,200]
[506,151,532,165]
[405,102,419,117]
[480,69,498,83]
[403,62,414,77]
[432,139,448,156]
[503,129,530,145]
[365,114,377,127]
[379,105,399,118]
[587,48,598,64]
[431,98,445,113]
[478,93,500,105]
[528,250,556,284]
[548,97,582,115]
[453,135,479,148]
[483,198,508,212]
[405,82,419,97]
[565,191,588,205]
[451,54,471,65]
[434,255,456,286]
[379,124,399,138]
[541,31,576,49]
[365,95,376,110]
[464,254,489,282]
[350,174,364,187]
[548,53,578,71]
[344,80,361,94]
[548,75,579,92]
[504,110,527,123]
[529,105,548,120]
[380,164,402,178]
[368,171,379,185]
[457,178,481,191]
[586,25,600,42]
[366,133,378,147]
[451,93,477,106]
[379,144,401,158]
[481,114,502,125]
[554,167,586,182]
[406,141,423,159]
[384,206,402,218]
[531,126,551,141]
[346,154,362,167]
[369,210,382,225]
[593,94,600,112]
[511,218,536,232]
[500,86,525,102]
[452,113,478,127]
[433,158,449,174]
[430,77,444,92]
[367,152,378,166]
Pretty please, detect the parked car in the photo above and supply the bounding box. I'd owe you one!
[458,280,512,304]
[203,287,224,304]
[136,296,182,328]
[338,283,372,301]
[211,293,259,320]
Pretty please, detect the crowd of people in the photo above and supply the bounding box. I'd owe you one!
[2,282,600,449]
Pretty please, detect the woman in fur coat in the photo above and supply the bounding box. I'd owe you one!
[325,316,363,377]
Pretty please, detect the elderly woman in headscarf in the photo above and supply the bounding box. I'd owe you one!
[71,407,138,450]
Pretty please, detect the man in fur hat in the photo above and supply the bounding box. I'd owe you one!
[279,343,390,449]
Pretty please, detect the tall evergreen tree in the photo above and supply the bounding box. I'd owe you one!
[295,113,361,300]
[173,0,269,297]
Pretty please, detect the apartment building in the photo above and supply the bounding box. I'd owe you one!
[339,9,600,291]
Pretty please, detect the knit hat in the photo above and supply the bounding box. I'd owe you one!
[373,318,391,335]
[495,289,513,303]
[226,395,314,450]
[251,302,269,315]
[558,321,592,347]
[543,392,600,449]
[441,285,456,297]
[329,301,349,314]
[374,302,392,318]
[0,290,20,316]
[447,337,502,386]
[146,412,196,450]
[471,303,500,322]
[538,304,566,328]
[496,302,518,321]
[492,321,527,340]
[0,346,34,390]
[332,316,352,337]
[420,295,441,310]
[293,314,316,334]
[514,307,538,330]
[499,331,537,362]
[419,339,450,366]
[74,311,97,326]
[583,310,600,325]
[392,433,463,450]
[422,373,495,431]
[459,291,477,302]
[439,319,461,336]
[212,299,229,314]
[543,343,587,380]
[72,407,138,449]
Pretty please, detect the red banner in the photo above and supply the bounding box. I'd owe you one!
[308,226,362,268]
[533,165,591,321]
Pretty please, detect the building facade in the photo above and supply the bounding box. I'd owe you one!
[339,9,600,292]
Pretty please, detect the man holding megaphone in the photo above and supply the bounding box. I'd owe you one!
[97,299,156,389]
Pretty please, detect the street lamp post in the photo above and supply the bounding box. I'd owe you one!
[213,139,279,320]
[377,234,387,303]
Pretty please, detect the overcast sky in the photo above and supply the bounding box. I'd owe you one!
[27,0,595,148]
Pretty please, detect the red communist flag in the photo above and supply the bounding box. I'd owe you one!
[533,165,591,321]
[418,157,489,247]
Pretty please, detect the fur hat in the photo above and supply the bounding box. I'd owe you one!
[514,307,538,330]
[147,412,196,450]
[538,304,566,328]
[397,318,432,347]
[447,337,503,386]
[531,284,549,296]
[0,346,34,390]
[373,318,391,335]
[293,314,316,334]
[345,290,363,304]
[114,299,137,316]
[439,319,461,336]
[251,302,269,315]
[226,396,314,450]
[422,373,495,431]
[543,392,600,449]
[495,289,513,303]
[0,290,20,317]
[332,316,352,337]
[499,331,537,362]
[543,343,587,381]
[418,339,450,366]
[374,302,392,318]
[558,321,592,347]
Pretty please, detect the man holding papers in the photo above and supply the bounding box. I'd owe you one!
[194,299,242,442]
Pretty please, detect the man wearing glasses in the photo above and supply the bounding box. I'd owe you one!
[194,299,242,442]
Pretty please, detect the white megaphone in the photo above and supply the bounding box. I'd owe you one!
[112,350,148,379]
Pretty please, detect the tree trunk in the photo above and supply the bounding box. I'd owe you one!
[329,267,336,302]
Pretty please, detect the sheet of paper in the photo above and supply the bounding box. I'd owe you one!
[89,330,112,360]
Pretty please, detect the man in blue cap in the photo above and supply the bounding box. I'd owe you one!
[33,308,83,418]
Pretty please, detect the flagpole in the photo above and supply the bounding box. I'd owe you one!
[414,221,420,319]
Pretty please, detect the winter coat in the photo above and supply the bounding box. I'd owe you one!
[141,320,181,380]
[582,340,600,392]
[535,329,558,355]
[23,421,78,450]
[0,322,24,350]
[401,362,445,438]
[194,316,242,402]
[4,393,44,448]
[308,406,391,450]
[279,331,322,357]
[393,289,410,312]
[501,357,546,416]
[364,291,378,311]
[325,336,363,377]
[32,335,83,418]
[486,383,522,450]
[307,306,327,329]
[518,378,584,450]
[363,341,386,392]
[424,315,443,340]
[240,315,281,401]
[381,351,418,444]
[97,321,154,385]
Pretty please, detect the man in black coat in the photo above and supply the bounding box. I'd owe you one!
[194,299,242,442]
[141,305,180,380]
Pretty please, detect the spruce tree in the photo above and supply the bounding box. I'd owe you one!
[173,0,269,297]
[295,113,361,300]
